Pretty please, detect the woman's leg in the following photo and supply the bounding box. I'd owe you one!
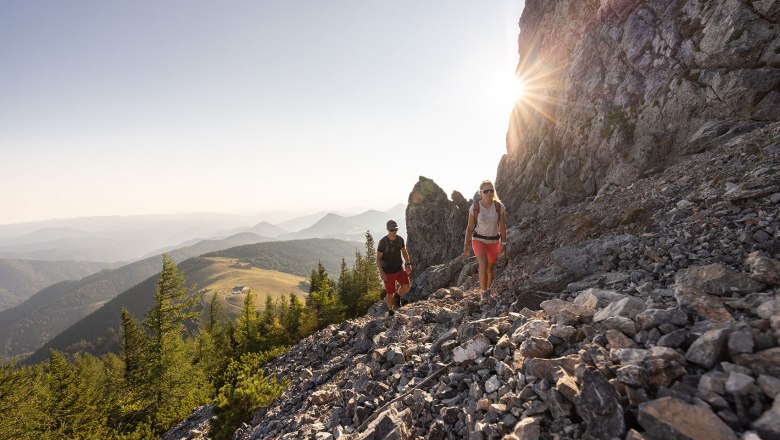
[476,253,488,289]
[485,242,500,288]
[472,240,489,290]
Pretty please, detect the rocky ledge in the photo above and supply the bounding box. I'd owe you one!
[166,122,780,440]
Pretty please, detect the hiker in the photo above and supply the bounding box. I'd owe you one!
[464,180,507,291]
[377,219,412,316]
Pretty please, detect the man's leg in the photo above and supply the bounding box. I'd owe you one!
[386,290,395,312]
[383,273,397,314]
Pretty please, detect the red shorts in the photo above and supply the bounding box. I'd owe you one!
[383,270,410,295]
[472,240,500,264]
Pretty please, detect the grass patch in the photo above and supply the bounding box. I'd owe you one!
[196,257,307,316]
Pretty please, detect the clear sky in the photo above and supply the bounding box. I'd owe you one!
[0,1,526,225]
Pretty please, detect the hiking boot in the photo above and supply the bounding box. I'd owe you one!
[387,308,395,317]
[394,294,401,309]
[398,296,407,307]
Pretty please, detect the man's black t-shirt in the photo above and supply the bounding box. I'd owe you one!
[377,235,405,274]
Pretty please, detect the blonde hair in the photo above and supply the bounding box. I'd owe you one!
[479,180,501,203]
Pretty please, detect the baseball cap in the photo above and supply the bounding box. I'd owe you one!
[386,220,398,229]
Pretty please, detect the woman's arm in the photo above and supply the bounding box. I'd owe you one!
[499,205,507,257]
[464,210,475,256]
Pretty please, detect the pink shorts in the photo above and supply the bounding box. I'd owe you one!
[472,240,500,264]
[383,270,410,295]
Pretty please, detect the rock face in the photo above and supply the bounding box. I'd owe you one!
[496,0,780,217]
[406,176,469,275]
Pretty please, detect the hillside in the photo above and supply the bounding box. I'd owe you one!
[0,232,266,359]
[171,122,780,440]
[25,238,361,364]
[0,259,113,311]
[203,238,362,277]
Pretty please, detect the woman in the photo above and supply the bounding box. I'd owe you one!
[464,180,507,291]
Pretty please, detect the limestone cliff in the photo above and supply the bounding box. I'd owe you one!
[497,0,780,217]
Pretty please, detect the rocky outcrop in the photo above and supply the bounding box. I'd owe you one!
[172,119,780,440]
[406,176,469,275]
[496,0,780,217]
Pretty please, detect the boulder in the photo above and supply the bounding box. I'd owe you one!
[638,397,738,440]
[746,251,780,285]
[635,308,688,330]
[518,337,554,359]
[675,264,765,296]
[674,282,733,323]
[551,235,637,277]
[409,256,469,301]
[593,296,646,322]
[453,334,491,364]
[309,388,340,406]
[540,299,593,324]
[686,327,730,369]
[576,368,625,440]
[358,407,414,440]
[753,396,780,440]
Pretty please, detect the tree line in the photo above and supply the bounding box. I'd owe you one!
[0,232,382,439]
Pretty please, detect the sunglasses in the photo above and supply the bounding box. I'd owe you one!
[482,188,495,194]
[388,228,398,232]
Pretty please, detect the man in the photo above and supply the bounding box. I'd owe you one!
[376,220,412,316]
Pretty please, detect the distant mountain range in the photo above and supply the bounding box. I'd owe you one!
[0,205,406,263]
[0,259,114,312]
[0,232,268,359]
[24,238,360,364]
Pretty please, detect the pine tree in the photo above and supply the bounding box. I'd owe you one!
[234,288,259,353]
[356,231,382,314]
[0,359,47,439]
[337,257,357,318]
[284,293,304,338]
[141,254,204,433]
[309,261,329,294]
[307,278,344,328]
[262,295,275,329]
[121,307,147,389]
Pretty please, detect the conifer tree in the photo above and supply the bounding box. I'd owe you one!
[121,307,147,389]
[140,254,204,433]
[307,278,344,328]
[284,293,304,338]
[355,232,382,314]
[262,295,275,329]
[309,261,329,294]
[234,288,259,353]
[0,359,45,438]
[337,257,358,318]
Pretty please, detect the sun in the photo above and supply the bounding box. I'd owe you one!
[509,76,527,102]
[496,75,528,111]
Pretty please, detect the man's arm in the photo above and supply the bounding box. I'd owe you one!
[401,247,412,274]
[376,251,386,281]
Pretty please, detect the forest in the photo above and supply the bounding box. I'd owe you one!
[0,232,383,439]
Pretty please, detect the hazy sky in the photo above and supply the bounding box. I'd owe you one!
[0,1,526,225]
